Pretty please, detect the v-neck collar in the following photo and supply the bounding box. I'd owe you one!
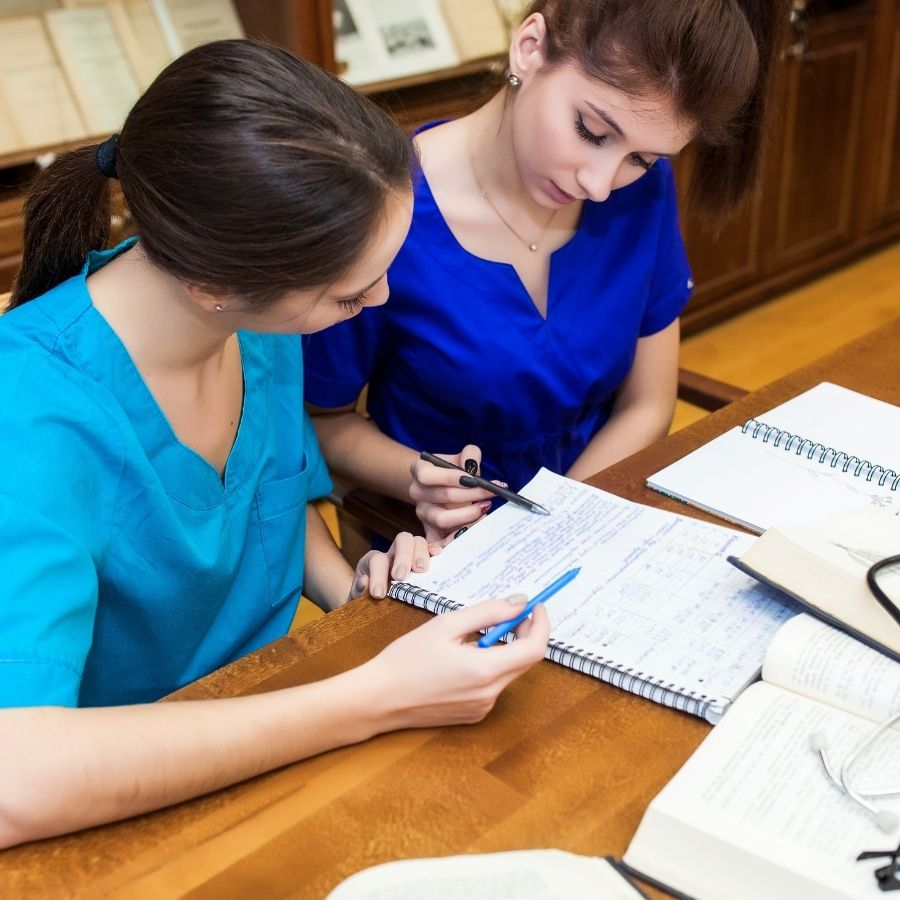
[47,240,266,508]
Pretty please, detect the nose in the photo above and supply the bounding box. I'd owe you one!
[367,275,390,308]
[575,160,616,203]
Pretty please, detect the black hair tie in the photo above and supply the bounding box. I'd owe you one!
[95,134,119,179]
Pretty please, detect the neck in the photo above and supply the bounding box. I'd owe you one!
[467,92,532,208]
[87,244,235,375]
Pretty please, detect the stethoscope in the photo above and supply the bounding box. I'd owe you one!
[808,554,900,833]
[810,712,900,833]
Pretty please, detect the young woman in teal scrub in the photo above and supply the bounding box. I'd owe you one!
[0,41,549,848]
[304,0,788,543]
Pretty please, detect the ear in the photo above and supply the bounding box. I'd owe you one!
[509,13,548,81]
[184,282,231,314]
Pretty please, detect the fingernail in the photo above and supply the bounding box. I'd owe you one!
[480,502,491,514]
[372,585,386,599]
[415,556,427,569]
[459,475,479,488]
[464,458,478,475]
[506,593,527,605]
[392,565,408,581]
[454,526,468,539]
[496,481,508,489]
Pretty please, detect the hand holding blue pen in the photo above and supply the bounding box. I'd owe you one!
[478,567,580,648]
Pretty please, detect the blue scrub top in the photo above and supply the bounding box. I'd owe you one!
[0,239,332,708]
[304,126,693,491]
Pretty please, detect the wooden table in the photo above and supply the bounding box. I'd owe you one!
[3,319,899,898]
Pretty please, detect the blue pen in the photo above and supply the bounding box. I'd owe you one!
[477,567,580,648]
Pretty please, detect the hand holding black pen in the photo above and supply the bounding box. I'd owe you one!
[419,451,550,516]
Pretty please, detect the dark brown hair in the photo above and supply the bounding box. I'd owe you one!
[11,40,414,308]
[524,0,790,215]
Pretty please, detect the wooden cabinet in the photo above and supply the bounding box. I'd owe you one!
[0,0,897,331]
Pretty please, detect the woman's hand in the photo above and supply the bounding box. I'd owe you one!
[364,595,550,728]
[408,444,498,545]
[349,531,440,600]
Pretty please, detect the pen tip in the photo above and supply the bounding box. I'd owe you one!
[534,506,551,516]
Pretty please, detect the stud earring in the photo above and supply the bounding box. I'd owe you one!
[214,304,224,312]
[507,72,521,88]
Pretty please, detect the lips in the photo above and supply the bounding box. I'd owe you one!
[547,180,577,204]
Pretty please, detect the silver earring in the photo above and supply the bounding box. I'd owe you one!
[214,304,224,312]
[507,72,521,88]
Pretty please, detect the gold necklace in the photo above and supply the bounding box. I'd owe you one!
[473,163,558,253]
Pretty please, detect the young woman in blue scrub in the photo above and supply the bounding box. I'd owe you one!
[0,41,549,848]
[305,0,788,542]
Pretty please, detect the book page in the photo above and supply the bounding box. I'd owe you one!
[0,15,87,148]
[0,91,22,154]
[149,0,243,57]
[399,469,795,708]
[737,506,900,657]
[625,682,900,899]
[764,613,900,723]
[327,850,644,900]
[44,7,140,133]
[438,0,507,61]
[648,383,900,533]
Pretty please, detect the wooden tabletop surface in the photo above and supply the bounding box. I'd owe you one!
[3,319,898,898]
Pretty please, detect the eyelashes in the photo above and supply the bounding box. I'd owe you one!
[338,290,369,314]
[574,113,655,171]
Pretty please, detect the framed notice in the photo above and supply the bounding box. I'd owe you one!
[339,0,459,86]
[0,15,87,150]
[44,6,141,133]
[149,0,244,57]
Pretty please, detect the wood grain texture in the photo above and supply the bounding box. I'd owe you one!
[2,319,899,898]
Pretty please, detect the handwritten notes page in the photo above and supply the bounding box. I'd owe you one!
[625,682,900,899]
[763,613,900,724]
[400,469,795,714]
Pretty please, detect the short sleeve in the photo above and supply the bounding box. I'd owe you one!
[0,357,117,707]
[302,408,333,502]
[639,161,694,337]
[303,305,389,408]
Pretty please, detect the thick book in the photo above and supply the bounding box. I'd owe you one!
[731,505,900,662]
[327,850,648,900]
[647,382,900,533]
[389,468,796,723]
[624,613,900,899]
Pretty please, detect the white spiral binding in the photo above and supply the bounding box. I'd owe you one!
[742,418,900,490]
[388,583,725,722]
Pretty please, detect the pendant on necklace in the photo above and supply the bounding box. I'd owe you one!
[529,243,539,252]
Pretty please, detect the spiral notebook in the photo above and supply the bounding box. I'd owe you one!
[647,382,900,533]
[389,468,796,723]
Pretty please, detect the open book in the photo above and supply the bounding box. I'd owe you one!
[390,468,796,723]
[624,613,900,899]
[731,505,900,661]
[326,850,646,900]
[647,382,900,533]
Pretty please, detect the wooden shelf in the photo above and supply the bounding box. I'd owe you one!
[354,55,505,96]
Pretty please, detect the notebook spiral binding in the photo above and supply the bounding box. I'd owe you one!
[388,582,725,723]
[742,418,900,491]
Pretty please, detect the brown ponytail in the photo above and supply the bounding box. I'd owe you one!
[524,0,790,216]
[10,147,113,307]
[11,39,414,307]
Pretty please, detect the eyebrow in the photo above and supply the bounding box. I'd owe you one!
[584,101,678,159]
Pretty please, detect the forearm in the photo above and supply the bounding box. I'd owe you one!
[0,667,382,848]
[311,410,418,502]
[566,400,673,482]
[302,503,355,611]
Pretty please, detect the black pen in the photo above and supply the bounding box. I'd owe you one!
[419,451,551,516]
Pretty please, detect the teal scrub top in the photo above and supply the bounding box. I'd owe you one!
[0,239,332,708]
